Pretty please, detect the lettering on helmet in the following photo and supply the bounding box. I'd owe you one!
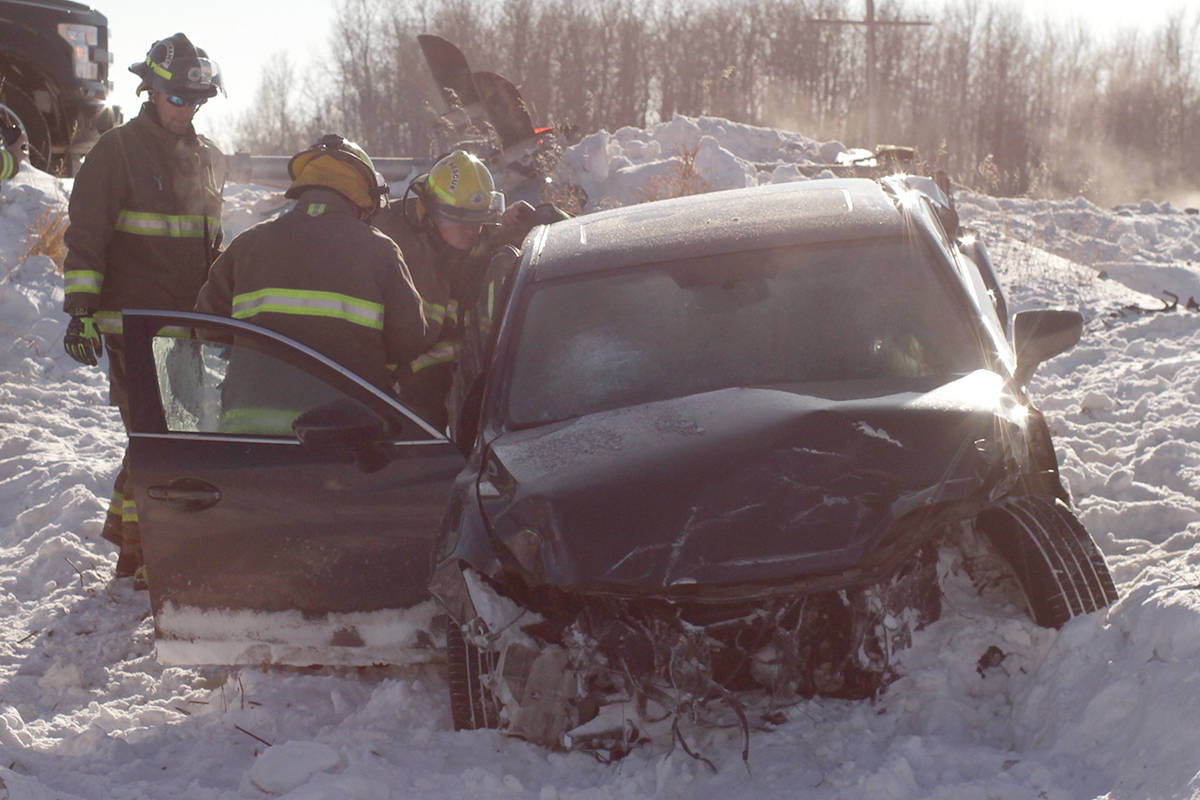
[446,163,459,192]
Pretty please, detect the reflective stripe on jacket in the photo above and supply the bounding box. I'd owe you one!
[63,102,225,320]
[232,287,386,330]
[194,189,426,393]
[0,147,15,180]
[114,209,219,239]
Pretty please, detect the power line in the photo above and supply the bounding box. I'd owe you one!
[809,1,932,145]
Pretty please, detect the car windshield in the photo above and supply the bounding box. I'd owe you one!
[506,237,993,427]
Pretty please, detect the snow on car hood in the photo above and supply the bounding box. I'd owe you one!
[481,371,1024,592]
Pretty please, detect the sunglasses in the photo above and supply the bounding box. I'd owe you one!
[165,94,205,110]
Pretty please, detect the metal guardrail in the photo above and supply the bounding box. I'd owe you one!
[224,152,432,188]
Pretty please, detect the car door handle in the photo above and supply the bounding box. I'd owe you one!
[147,479,222,511]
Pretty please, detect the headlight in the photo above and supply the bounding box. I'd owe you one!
[505,527,545,583]
[57,24,99,80]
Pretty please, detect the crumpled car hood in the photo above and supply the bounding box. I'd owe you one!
[480,370,1024,592]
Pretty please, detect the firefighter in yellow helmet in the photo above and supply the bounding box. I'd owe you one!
[375,149,567,436]
[61,32,225,585]
[194,135,426,426]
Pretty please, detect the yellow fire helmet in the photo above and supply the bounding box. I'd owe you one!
[286,134,388,213]
[425,149,505,224]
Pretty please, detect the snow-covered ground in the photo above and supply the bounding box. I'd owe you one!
[3,116,1200,799]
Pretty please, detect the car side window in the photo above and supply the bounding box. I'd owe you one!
[150,330,358,436]
[918,198,1007,353]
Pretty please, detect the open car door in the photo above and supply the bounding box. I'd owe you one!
[122,310,465,667]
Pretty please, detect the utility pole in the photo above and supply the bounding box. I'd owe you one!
[809,1,931,147]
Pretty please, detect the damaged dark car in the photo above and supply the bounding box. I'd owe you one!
[427,176,1117,753]
[121,176,1116,757]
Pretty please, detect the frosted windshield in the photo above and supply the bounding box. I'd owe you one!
[506,238,992,426]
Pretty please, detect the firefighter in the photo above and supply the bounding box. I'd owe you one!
[61,32,225,584]
[0,127,27,179]
[374,149,567,436]
[193,134,426,427]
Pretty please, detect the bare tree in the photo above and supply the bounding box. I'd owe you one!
[230,0,1200,204]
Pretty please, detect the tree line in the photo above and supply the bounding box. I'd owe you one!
[233,0,1200,205]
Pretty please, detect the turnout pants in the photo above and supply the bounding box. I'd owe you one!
[99,334,140,559]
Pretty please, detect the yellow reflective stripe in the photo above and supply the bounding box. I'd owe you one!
[122,498,139,524]
[232,288,385,330]
[422,299,459,326]
[95,310,122,335]
[0,150,14,179]
[115,210,219,239]
[65,269,103,295]
[422,299,447,326]
[411,340,456,373]
[155,325,192,339]
[218,407,302,435]
[147,56,172,80]
[107,491,124,516]
[305,203,327,216]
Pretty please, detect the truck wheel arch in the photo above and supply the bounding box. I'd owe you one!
[0,81,52,172]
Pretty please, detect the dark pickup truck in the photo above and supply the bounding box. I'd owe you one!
[0,0,116,174]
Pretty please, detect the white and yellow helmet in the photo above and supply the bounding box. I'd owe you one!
[425,149,505,224]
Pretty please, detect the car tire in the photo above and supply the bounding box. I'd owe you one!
[0,84,52,173]
[976,495,1118,628]
[446,624,500,731]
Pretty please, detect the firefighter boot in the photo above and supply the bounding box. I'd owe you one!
[114,542,141,579]
[101,490,124,545]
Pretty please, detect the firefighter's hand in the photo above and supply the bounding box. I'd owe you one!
[494,200,538,247]
[502,200,537,226]
[64,310,103,366]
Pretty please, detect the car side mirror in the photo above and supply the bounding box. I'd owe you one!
[292,398,390,473]
[1011,309,1083,387]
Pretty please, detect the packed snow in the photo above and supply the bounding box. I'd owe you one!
[3,115,1200,799]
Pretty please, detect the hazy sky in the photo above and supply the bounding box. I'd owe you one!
[93,0,1192,151]
[99,0,334,150]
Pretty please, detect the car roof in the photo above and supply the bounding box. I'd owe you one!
[527,177,912,281]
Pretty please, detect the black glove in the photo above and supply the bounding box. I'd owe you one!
[64,310,103,366]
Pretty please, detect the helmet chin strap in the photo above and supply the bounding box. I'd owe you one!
[401,178,435,231]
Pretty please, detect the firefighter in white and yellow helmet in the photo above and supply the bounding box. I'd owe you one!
[375,150,496,428]
[374,149,570,435]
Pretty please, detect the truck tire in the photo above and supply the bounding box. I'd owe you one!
[0,84,51,173]
[446,624,499,731]
[976,495,1118,629]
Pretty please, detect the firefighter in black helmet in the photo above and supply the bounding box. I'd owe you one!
[61,33,226,587]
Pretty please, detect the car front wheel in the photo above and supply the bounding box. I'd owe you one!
[976,495,1118,628]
